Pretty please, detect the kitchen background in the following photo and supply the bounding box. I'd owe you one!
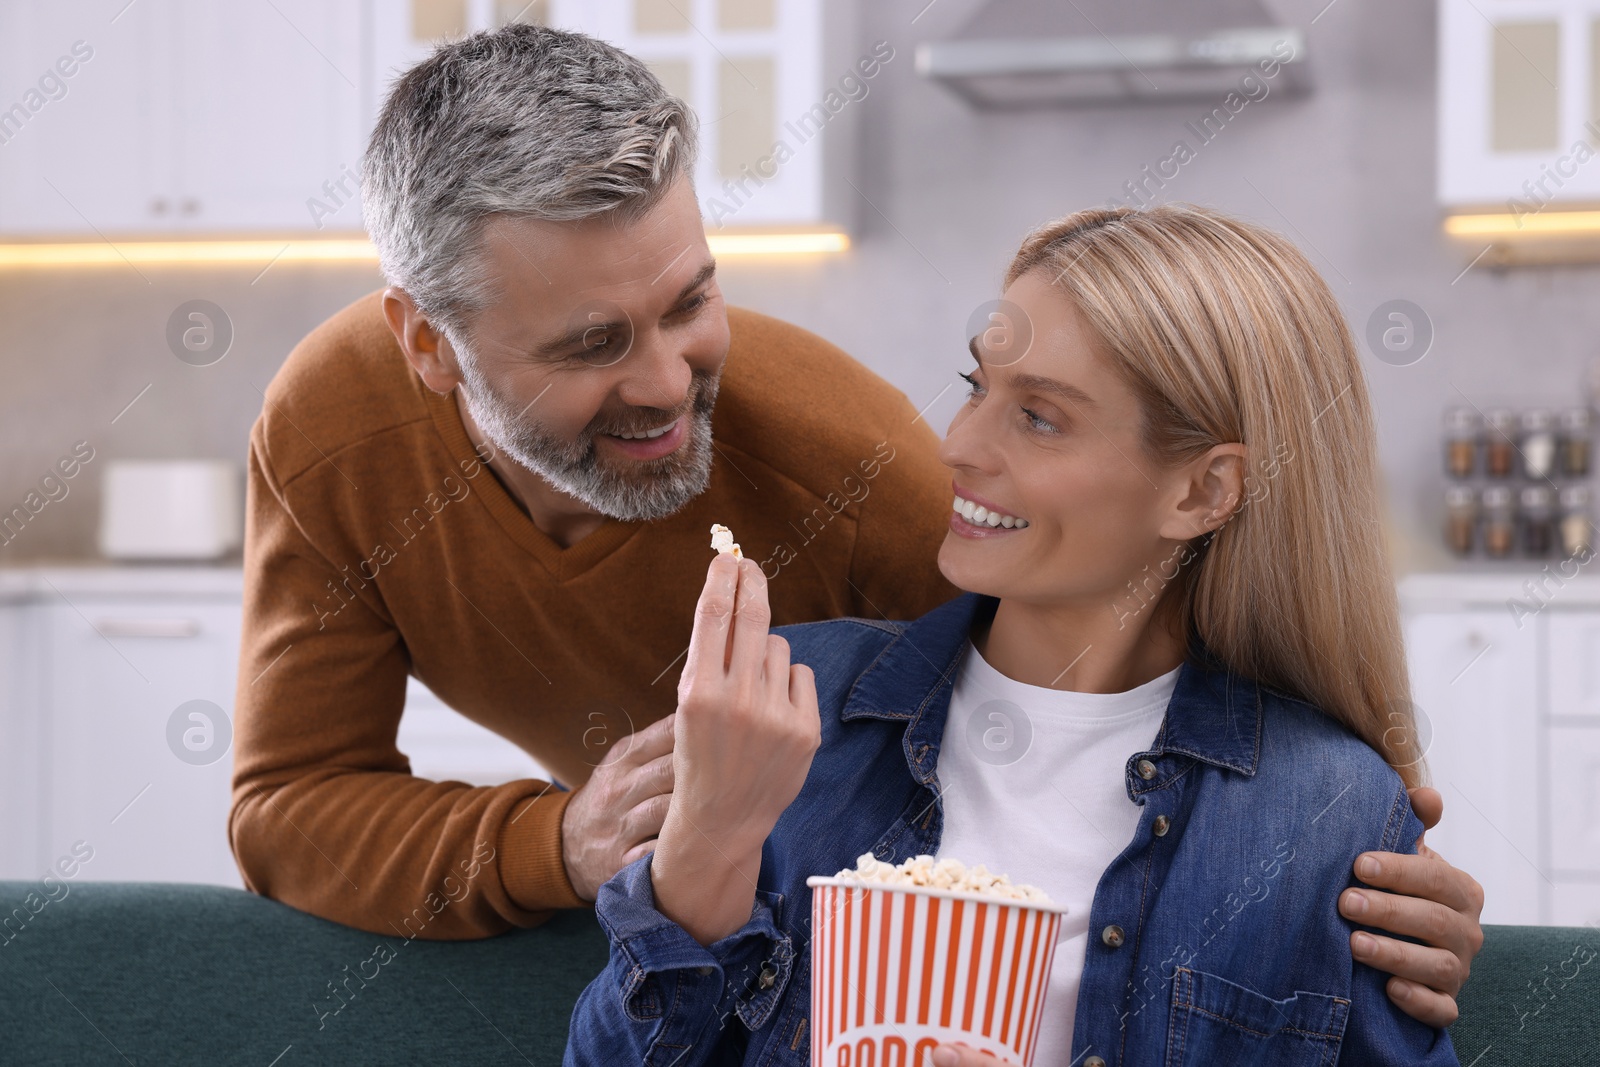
[1,0,1597,929]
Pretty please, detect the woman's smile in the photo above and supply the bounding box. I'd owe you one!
[950,482,1030,537]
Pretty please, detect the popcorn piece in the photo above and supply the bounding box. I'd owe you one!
[709,523,743,559]
[833,852,1051,903]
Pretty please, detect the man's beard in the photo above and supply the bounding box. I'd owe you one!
[454,354,719,523]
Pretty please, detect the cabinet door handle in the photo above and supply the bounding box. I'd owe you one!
[95,618,201,638]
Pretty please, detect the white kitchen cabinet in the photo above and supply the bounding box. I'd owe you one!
[1548,613,1600,721]
[368,0,856,230]
[2,0,854,237]
[549,0,835,229]
[1438,0,1600,208]
[0,589,41,880]
[0,0,366,235]
[1403,608,1545,925]
[1547,725,1600,876]
[0,2,172,233]
[42,598,244,886]
[169,2,367,231]
[0,567,549,887]
[1400,573,1600,925]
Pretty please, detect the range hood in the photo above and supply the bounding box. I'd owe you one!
[916,0,1310,108]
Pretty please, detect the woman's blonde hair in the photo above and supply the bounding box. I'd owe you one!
[1007,203,1424,788]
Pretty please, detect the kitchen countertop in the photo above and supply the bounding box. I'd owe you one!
[0,564,243,601]
[1398,568,1600,608]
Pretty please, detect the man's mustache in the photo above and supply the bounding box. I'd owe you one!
[583,374,716,440]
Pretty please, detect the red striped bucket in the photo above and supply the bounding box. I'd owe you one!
[805,876,1069,1067]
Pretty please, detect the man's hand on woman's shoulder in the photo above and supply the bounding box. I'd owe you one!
[1338,785,1486,1027]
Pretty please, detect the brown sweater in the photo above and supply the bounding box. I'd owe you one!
[229,291,959,939]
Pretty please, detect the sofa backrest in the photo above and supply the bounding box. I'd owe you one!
[0,881,607,1064]
[1446,919,1600,1065]
[1,882,1595,1064]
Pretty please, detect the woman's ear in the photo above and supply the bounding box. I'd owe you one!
[1160,443,1248,541]
[382,287,464,395]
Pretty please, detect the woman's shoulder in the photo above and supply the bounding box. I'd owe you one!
[773,615,905,670]
[771,615,917,719]
[774,613,905,641]
[1256,683,1397,770]
[1178,655,1407,791]
[1249,682,1421,853]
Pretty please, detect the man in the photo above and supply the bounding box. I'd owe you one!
[230,23,1483,1026]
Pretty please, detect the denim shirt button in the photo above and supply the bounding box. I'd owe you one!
[1101,924,1125,948]
[696,966,713,976]
[1136,758,1158,780]
[1153,814,1171,837]
[756,963,778,990]
[1084,1058,1108,1067]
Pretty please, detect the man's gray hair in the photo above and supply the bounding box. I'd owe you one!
[361,23,697,341]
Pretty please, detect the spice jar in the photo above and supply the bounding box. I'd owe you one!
[1444,486,1478,556]
[1482,486,1516,558]
[1520,485,1555,557]
[1484,409,1518,478]
[1560,485,1593,558]
[1442,408,1479,479]
[1521,409,1557,480]
[1561,408,1593,477]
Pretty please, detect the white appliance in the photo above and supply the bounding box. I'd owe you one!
[99,461,243,561]
[916,0,1311,108]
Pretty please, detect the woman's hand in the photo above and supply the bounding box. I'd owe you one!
[649,553,821,945]
[671,553,820,849]
[930,1044,1019,1067]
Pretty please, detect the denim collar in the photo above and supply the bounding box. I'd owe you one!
[839,592,1262,780]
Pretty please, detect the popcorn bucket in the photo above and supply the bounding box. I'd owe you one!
[805,876,1070,1067]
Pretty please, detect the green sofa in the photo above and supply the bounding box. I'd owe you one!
[1,882,1595,1064]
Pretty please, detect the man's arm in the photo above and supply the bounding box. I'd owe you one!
[1339,785,1486,1026]
[229,428,585,938]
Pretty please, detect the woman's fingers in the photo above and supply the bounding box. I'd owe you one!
[665,552,819,858]
[682,554,740,698]
[681,556,780,701]
[726,557,772,682]
[764,634,791,701]
[789,661,817,710]
[930,1044,1017,1067]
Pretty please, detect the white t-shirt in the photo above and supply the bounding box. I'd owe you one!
[935,639,1179,1065]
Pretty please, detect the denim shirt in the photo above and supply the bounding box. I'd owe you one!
[565,593,1458,1067]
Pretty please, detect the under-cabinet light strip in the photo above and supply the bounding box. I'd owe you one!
[0,231,851,267]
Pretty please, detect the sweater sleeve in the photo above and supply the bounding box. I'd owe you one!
[565,853,793,1067]
[228,424,586,939]
[845,399,961,621]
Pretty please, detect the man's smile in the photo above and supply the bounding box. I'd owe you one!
[599,415,686,460]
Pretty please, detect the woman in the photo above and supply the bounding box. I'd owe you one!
[564,205,1458,1066]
